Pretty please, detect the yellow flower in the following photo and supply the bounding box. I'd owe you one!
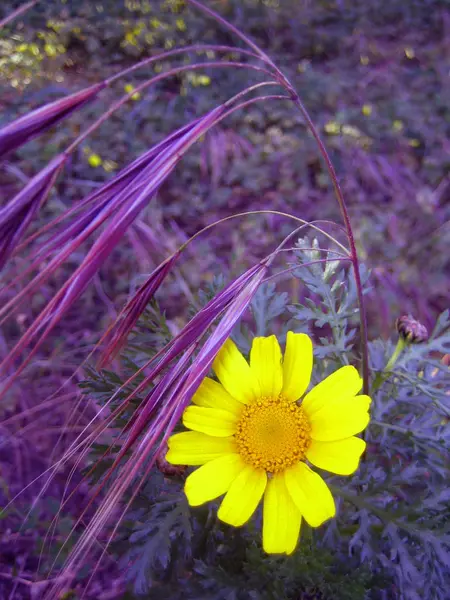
[124,83,141,101]
[88,153,102,168]
[166,332,370,555]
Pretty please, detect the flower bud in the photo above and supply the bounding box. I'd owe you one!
[396,315,429,344]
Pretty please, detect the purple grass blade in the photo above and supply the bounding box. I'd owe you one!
[107,344,196,471]
[137,263,266,381]
[98,252,181,367]
[0,154,66,269]
[99,262,268,426]
[165,262,267,430]
[0,155,66,228]
[0,1,38,29]
[82,262,267,506]
[16,111,204,256]
[36,264,267,538]
[0,83,105,159]
[45,262,268,594]
[0,106,227,384]
[0,117,207,311]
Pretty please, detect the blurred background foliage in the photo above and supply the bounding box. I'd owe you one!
[1,0,449,335]
[1,0,450,598]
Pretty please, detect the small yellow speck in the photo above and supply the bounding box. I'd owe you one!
[408,138,420,148]
[324,121,341,135]
[124,32,136,46]
[88,154,102,168]
[176,18,186,31]
[392,120,404,132]
[124,83,141,100]
[44,43,57,57]
[360,55,369,65]
[404,47,415,59]
[197,75,211,86]
[362,104,372,116]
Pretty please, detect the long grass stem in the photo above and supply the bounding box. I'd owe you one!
[186,0,370,395]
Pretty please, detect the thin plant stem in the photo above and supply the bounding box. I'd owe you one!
[187,0,276,67]
[289,94,369,394]
[384,338,407,371]
[186,0,370,395]
[106,44,275,85]
[275,247,348,257]
[0,0,38,29]
[263,257,352,284]
[181,210,348,254]
[65,61,277,154]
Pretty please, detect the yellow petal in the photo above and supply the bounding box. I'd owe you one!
[192,377,243,415]
[213,339,260,403]
[218,464,267,526]
[250,335,283,399]
[309,395,371,441]
[185,454,244,506]
[263,473,302,554]
[166,431,237,465]
[183,405,240,437]
[284,462,335,527]
[306,436,366,475]
[302,365,362,417]
[282,332,313,402]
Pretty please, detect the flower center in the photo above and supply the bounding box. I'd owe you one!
[235,396,311,473]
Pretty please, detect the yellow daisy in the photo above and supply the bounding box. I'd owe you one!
[166,332,371,554]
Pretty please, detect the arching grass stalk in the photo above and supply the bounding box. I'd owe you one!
[105,43,275,85]
[99,209,348,366]
[1,87,283,315]
[186,0,370,395]
[0,42,272,160]
[0,91,290,393]
[0,42,277,266]
[263,257,353,285]
[63,61,276,155]
[1,84,281,322]
[0,61,277,269]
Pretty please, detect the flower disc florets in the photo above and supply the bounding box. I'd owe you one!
[235,396,311,473]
